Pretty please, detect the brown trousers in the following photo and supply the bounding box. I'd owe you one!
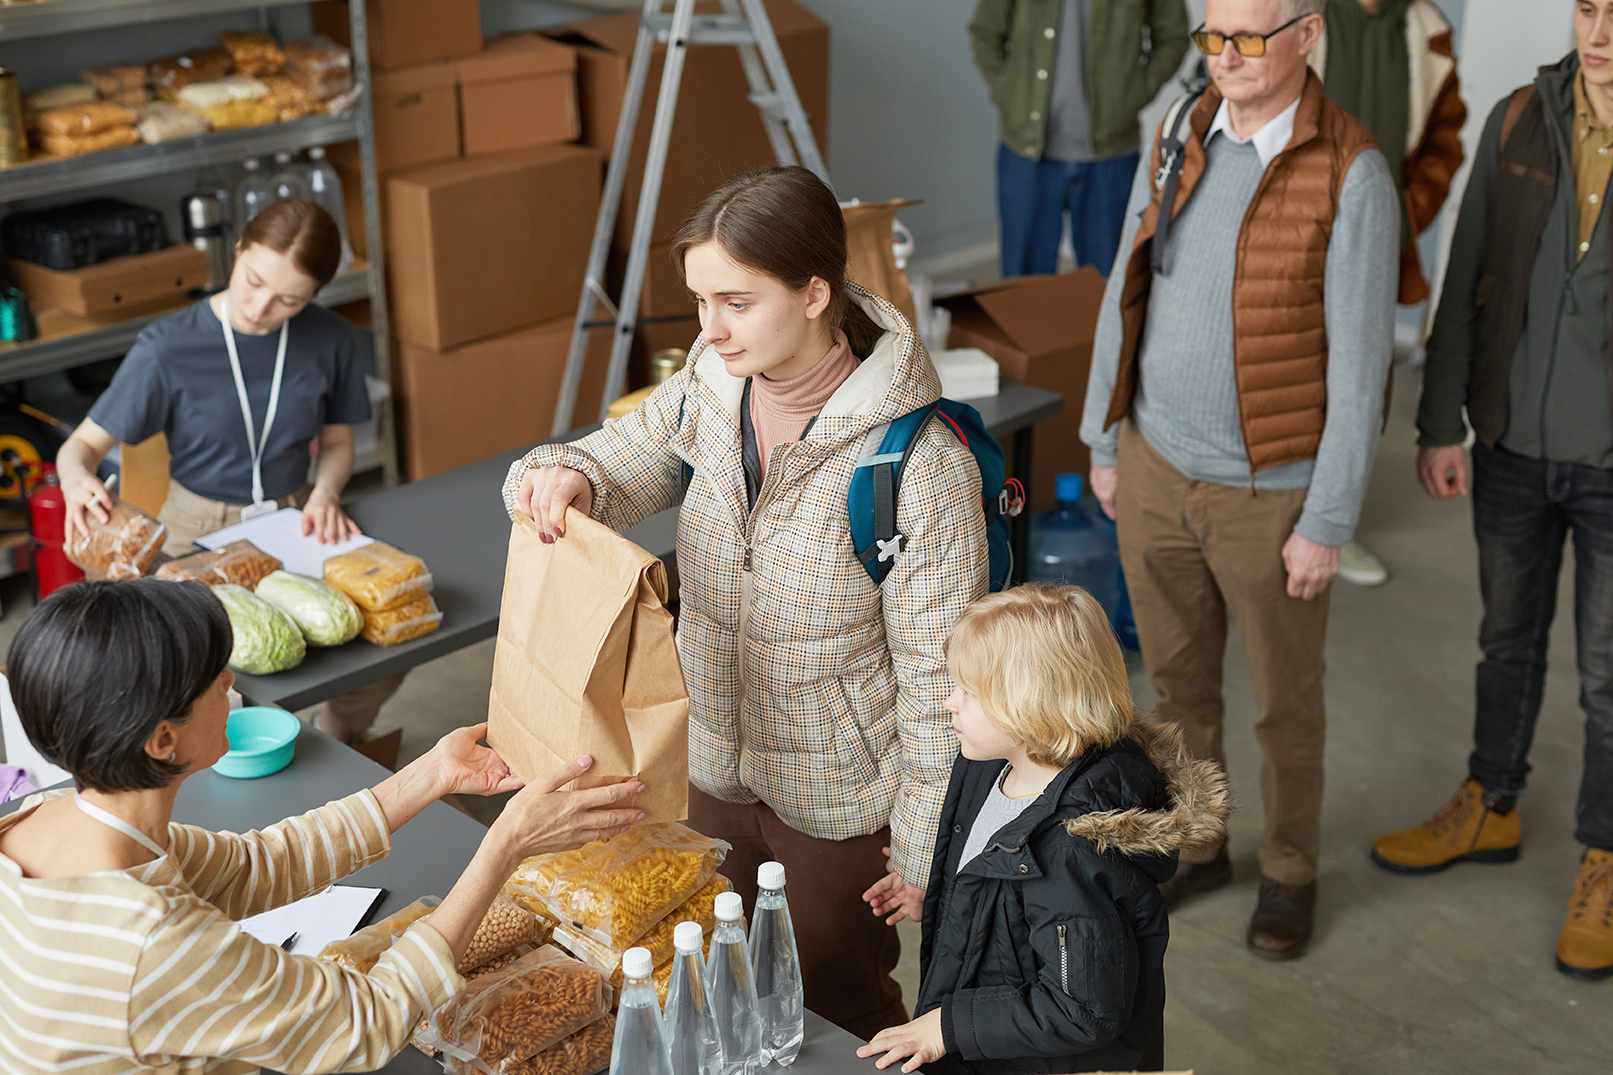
[1116,421,1329,885]
[688,785,907,1042]
[159,480,405,736]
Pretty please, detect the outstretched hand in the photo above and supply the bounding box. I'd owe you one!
[429,723,526,798]
[861,846,925,925]
[856,1008,945,1072]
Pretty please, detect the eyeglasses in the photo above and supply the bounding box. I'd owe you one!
[1192,15,1307,57]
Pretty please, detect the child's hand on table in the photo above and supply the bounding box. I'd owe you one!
[856,1008,944,1072]
[861,846,925,925]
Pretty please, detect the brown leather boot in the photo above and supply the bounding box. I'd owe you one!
[1159,846,1232,910]
[1371,778,1521,874]
[1556,848,1613,982]
[1246,875,1316,960]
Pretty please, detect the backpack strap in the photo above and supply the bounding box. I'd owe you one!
[854,404,940,578]
[739,377,761,511]
[1151,91,1201,277]
[1500,85,1536,153]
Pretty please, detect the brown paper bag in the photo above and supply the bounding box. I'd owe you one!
[488,509,689,821]
[842,198,921,324]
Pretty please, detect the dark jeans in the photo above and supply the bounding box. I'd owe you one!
[996,144,1138,278]
[1470,442,1613,850]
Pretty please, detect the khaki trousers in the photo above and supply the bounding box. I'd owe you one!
[1116,421,1329,885]
[159,480,405,737]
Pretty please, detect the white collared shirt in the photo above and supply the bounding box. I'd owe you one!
[1206,95,1302,170]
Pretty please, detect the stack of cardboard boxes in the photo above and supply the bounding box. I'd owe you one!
[315,0,827,481]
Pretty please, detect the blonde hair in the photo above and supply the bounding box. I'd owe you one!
[944,584,1134,767]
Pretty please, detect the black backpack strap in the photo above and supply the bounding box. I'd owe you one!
[1151,91,1201,277]
[739,377,761,511]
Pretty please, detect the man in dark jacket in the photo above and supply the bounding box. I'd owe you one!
[906,719,1226,1073]
[1372,3,1613,984]
[970,0,1191,277]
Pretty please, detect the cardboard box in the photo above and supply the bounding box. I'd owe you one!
[11,246,208,317]
[547,0,828,248]
[328,62,459,177]
[459,34,580,156]
[393,315,611,480]
[386,144,603,351]
[938,269,1105,512]
[311,0,481,70]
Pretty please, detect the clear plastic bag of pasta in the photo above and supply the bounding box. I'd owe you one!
[545,822,729,949]
[325,541,433,611]
[550,872,728,994]
[66,499,166,580]
[361,593,443,646]
[318,896,440,973]
[417,945,612,1074]
[439,1013,616,1075]
[506,842,610,903]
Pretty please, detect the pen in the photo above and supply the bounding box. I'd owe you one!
[280,932,298,951]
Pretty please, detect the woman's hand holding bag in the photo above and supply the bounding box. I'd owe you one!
[516,466,594,543]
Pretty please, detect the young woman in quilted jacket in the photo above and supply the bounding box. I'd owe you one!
[503,166,988,1037]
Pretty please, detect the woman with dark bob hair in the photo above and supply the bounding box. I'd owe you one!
[0,578,645,1074]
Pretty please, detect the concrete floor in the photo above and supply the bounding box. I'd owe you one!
[2,365,1608,1071]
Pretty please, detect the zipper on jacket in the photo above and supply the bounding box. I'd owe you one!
[1057,924,1070,996]
[734,444,791,768]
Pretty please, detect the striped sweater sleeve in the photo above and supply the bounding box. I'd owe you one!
[165,791,392,921]
[127,905,461,1073]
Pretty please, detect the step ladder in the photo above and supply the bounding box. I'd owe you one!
[552,0,830,435]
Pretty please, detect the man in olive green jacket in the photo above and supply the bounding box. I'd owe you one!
[971,0,1190,277]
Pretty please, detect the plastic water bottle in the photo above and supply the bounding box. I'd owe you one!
[705,891,763,1075]
[748,862,804,1066]
[610,947,673,1075]
[269,150,311,203]
[301,146,354,274]
[665,922,723,1075]
[1028,472,1122,624]
[234,158,274,227]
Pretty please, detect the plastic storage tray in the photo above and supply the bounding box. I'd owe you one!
[2,198,169,271]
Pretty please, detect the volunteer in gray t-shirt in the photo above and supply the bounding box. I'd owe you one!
[58,200,370,556]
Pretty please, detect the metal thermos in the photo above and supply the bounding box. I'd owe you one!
[182,192,233,291]
[649,348,686,386]
[0,69,25,167]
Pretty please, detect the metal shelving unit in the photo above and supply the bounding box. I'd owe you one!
[0,0,399,486]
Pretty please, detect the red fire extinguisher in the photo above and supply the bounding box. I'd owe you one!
[28,462,84,599]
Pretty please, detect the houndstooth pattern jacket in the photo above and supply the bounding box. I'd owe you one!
[503,285,987,886]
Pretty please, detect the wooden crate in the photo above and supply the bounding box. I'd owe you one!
[9,246,208,317]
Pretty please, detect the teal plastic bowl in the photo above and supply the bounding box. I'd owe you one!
[213,707,300,779]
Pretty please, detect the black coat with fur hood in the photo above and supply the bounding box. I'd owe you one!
[915,719,1228,1074]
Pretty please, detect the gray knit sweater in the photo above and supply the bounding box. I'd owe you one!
[1079,131,1398,547]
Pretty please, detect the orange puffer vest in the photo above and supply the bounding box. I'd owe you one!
[1103,71,1381,473]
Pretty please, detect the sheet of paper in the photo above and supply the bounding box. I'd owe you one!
[237,885,386,957]
[0,673,72,799]
[196,507,374,578]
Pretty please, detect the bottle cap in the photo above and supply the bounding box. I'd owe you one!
[309,146,326,159]
[714,891,744,922]
[1056,472,1084,503]
[673,921,704,952]
[758,861,786,890]
[623,947,653,979]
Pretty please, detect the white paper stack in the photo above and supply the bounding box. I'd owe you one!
[931,347,1000,400]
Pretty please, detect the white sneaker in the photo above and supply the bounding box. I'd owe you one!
[1338,541,1389,587]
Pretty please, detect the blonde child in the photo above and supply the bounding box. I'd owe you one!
[860,584,1227,1073]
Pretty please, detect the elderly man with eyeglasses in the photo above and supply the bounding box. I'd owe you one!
[1079,0,1399,960]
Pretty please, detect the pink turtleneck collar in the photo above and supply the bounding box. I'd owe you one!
[748,329,858,477]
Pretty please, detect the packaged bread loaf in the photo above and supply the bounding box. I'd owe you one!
[133,101,210,143]
[24,84,96,119]
[80,66,146,97]
[219,31,286,77]
[360,593,443,646]
[34,103,138,137]
[416,946,612,1074]
[155,540,282,589]
[285,36,352,100]
[149,48,232,99]
[105,87,151,108]
[65,499,166,580]
[177,76,268,109]
[40,127,140,158]
[259,76,321,121]
[319,896,440,973]
[545,822,731,949]
[324,541,433,611]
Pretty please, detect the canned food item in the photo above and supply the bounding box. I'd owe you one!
[649,348,686,386]
[0,70,27,167]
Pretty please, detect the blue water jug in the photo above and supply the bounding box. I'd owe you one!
[1028,473,1130,645]
[1080,490,1140,652]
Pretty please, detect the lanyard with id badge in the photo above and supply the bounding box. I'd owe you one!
[222,297,287,521]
